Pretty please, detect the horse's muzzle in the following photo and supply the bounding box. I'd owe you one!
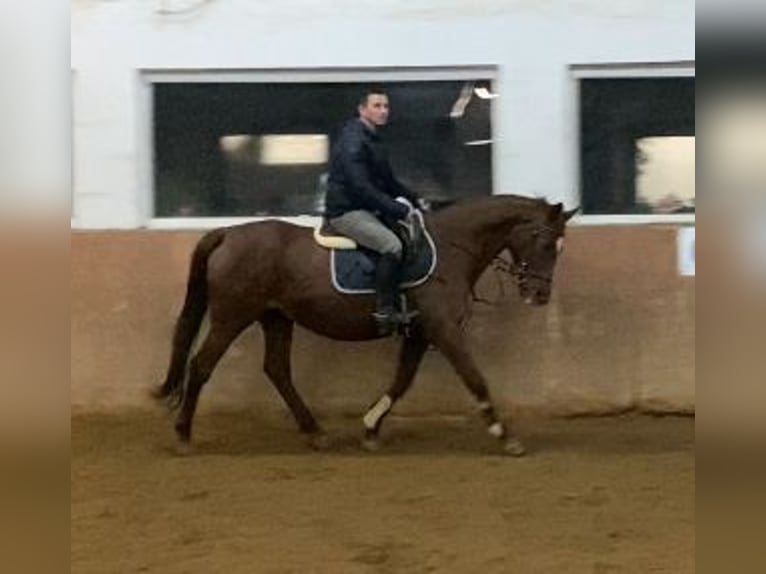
[524,290,550,305]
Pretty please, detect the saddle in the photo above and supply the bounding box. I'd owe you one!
[314,220,357,250]
[314,211,437,295]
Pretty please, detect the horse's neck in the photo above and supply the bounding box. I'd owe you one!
[433,197,540,283]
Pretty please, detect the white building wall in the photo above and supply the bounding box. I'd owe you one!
[71,0,695,229]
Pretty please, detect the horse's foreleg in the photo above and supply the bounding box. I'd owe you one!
[430,323,525,456]
[362,325,429,450]
[260,310,326,449]
[174,323,245,450]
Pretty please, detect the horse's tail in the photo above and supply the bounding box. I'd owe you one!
[154,228,226,407]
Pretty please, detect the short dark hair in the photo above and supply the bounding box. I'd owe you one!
[358,86,388,107]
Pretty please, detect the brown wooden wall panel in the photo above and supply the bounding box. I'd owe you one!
[71,226,694,416]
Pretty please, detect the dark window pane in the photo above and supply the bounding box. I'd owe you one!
[153,81,493,217]
[579,77,695,215]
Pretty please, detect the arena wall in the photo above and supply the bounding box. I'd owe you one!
[71,225,694,416]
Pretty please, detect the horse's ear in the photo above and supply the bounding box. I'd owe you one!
[563,206,579,221]
[548,202,563,221]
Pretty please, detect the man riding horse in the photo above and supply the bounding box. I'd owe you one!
[325,86,427,335]
[153,88,577,455]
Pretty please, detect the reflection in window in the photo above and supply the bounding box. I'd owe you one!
[258,135,328,165]
[579,77,695,215]
[636,136,695,214]
[153,80,493,217]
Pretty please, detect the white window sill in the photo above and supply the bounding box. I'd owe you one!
[72,213,695,230]
[573,214,695,226]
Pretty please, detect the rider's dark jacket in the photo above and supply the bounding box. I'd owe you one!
[325,118,419,221]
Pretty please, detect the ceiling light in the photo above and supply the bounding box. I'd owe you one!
[474,87,498,99]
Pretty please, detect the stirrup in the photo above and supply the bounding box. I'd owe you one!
[374,299,420,338]
[397,294,419,326]
[372,310,397,336]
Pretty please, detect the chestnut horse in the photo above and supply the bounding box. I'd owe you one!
[153,195,576,455]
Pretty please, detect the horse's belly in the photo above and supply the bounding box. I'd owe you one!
[283,296,380,342]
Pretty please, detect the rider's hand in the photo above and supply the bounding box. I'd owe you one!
[416,198,431,212]
[394,197,416,220]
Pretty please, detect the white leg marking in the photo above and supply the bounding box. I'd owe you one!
[363,395,393,430]
[488,422,505,438]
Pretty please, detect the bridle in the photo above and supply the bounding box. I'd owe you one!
[503,223,561,288]
[447,221,561,304]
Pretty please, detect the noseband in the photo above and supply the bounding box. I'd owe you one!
[513,260,552,287]
[506,223,561,287]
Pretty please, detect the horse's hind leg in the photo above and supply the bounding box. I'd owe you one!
[429,322,525,456]
[362,324,429,451]
[260,310,326,449]
[174,322,247,448]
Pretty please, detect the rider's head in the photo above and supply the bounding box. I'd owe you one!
[357,87,390,129]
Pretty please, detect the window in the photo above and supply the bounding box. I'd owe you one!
[152,78,494,218]
[578,76,695,216]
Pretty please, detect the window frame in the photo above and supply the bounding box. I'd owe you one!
[138,66,498,230]
[569,62,696,226]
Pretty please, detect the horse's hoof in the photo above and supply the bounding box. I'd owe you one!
[307,432,331,451]
[172,440,193,457]
[503,437,526,457]
[151,385,181,411]
[362,437,381,452]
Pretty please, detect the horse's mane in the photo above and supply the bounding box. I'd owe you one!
[429,194,550,226]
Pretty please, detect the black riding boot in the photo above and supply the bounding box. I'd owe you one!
[373,253,402,335]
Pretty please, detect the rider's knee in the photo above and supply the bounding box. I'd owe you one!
[380,238,403,259]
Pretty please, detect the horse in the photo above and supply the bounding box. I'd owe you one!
[153,195,576,455]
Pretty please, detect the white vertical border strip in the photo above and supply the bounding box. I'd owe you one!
[136,66,498,229]
[70,68,77,226]
[678,226,695,276]
[490,73,500,198]
[568,61,696,226]
[136,70,154,227]
[565,63,581,213]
